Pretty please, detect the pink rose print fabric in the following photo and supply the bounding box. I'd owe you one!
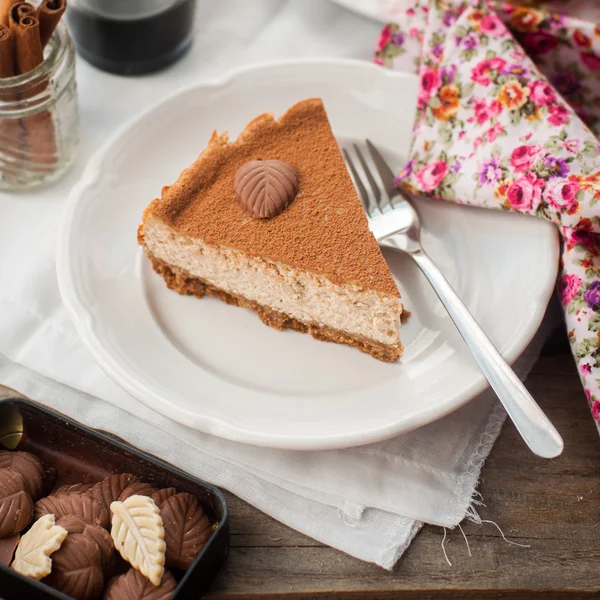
[375,0,600,434]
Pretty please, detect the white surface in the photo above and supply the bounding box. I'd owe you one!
[327,0,410,22]
[0,0,561,568]
[59,60,559,450]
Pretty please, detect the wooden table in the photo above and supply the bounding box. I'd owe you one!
[209,328,600,599]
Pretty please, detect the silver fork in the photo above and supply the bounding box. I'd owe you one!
[343,140,563,459]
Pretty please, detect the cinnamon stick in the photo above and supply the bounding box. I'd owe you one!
[9,3,43,75]
[0,0,17,27]
[8,2,56,171]
[0,23,22,170]
[11,1,33,23]
[0,23,15,77]
[36,0,65,48]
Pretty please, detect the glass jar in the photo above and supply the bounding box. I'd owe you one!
[0,22,78,192]
[66,0,197,75]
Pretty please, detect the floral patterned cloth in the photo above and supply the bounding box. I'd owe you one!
[375,0,600,433]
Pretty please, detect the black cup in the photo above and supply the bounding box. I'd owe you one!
[66,0,197,75]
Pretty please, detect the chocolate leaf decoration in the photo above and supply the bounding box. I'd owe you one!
[161,492,212,570]
[0,450,44,498]
[104,568,177,600]
[89,473,137,513]
[151,488,177,508]
[35,492,109,529]
[43,532,104,600]
[55,482,95,494]
[0,534,20,565]
[11,514,67,580]
[0,468,34,537]
[57,514,114,574]
[234,159,298,218]
[110,495,165,586]
[118,481,158,502]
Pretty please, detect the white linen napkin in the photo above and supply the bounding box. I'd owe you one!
[0,313,557,570]
[0,0,559,568]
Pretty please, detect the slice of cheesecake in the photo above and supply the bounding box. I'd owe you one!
[138,98,404,361]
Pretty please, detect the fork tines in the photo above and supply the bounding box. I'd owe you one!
[342,142,393,217]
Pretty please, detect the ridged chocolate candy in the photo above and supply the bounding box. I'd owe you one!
[0,468,33,537]
[35,492,109,529]
[117,481,158,502]
[0,451,44,499]
[110,495,165,586]
[234,159,298,218]
[151,488,177,509]
[43,532,103,600]
[160,493,212,570]
[55,482,95,495]
[104,568,177,600]
[11,514,67,580]
[57,514,114,574]
[0,534,19,565]
[89,473,138,513]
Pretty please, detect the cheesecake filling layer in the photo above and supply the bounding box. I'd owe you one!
[143,218,403,347]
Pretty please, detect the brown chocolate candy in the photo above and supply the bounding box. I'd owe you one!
[43,532,104,600]
[0,468,33,538]
[151,488,177,509]
[56,482,95,495]
[0,450,44,499]
[234,159,298,218]
[57,514,114,574]
[117,481,158,502]
[0,534,19,565]
[89,473,138,513]
[35,492,109,529]
[104,568,176,600]
[160,493,212,570]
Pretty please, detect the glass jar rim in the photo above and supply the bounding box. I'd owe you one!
[0,21,69,89]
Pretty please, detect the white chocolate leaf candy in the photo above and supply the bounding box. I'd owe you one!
[110,495,165,586]
[11,514,68,579]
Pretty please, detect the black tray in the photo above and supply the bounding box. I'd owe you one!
[0,397,229,599]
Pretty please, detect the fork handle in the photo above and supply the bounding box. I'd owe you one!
[409,246,563,458]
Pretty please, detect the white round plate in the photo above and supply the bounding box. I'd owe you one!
[58,59,559,450]
[327,0,408,22]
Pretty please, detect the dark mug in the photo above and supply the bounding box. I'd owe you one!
[66,0,197,75]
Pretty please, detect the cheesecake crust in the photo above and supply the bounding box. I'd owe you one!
[147,253,403,363]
